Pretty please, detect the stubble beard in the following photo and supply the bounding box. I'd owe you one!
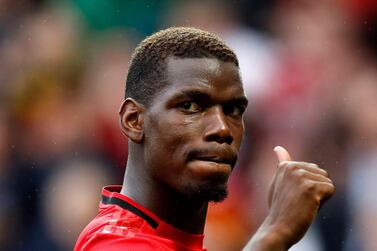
[181,181,229,203]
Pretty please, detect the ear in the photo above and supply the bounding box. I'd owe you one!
[119,98,145,143]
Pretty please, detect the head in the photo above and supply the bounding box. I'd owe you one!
[121,27,247,202]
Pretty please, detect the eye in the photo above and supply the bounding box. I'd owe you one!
[178,101,202,113]
[224,104,245,117]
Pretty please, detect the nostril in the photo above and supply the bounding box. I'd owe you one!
[206,134,233,145]
[222,135,233,145]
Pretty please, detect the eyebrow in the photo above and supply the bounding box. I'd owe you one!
[173,90,211,101]
[228,96,248,108]
[171,90,248,107]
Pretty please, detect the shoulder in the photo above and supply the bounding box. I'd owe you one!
[75,232,169,251]
[75,209,165,251]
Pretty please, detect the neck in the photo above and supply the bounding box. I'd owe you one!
[121,148,208,234]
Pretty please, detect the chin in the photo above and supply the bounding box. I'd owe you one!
[182,181,229,202]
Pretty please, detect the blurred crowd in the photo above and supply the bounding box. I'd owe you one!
[1,0,377,250]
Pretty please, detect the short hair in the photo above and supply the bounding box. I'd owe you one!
[125,27,239,106]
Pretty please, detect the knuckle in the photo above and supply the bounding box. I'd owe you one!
[285,162,299,172]
[295,168,306,178]
[309,163,320,169]
[325,177,333,184]
[309,163,328,176]
[318,183,335,200]
[279,161,290,168]
[326,183,336,194]
[317,167,329,177]
[303,180,316,192]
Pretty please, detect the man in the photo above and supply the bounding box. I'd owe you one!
[75,27,334,250]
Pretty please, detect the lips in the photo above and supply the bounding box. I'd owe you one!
[194,156,233,165]
[187,149,237,168]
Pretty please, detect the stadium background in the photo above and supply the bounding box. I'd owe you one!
[0,0,377,250]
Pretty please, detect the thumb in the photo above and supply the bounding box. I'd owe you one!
[268,146,292,207]
[274,146,292,162]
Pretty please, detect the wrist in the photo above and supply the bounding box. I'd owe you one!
[243,221,290,251]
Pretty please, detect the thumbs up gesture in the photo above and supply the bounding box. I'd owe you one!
[263,146,335,249]
[243,146,335,251]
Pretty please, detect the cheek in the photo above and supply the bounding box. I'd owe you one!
[146,115,204,186]
[164,117,203,153]
[147,113,203,160]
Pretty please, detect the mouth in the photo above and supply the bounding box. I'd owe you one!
[193,156,233,166]
[187,149,237,168]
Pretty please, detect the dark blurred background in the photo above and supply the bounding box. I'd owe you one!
[1,0,377,250]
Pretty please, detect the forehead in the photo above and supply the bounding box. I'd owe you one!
[162,57,244,98]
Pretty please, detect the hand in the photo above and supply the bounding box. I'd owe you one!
[263,146,335,248]
[243,147,335,251]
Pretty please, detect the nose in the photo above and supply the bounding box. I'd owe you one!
[203,106,233,145]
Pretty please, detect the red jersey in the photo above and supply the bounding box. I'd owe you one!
[75,185,207,251]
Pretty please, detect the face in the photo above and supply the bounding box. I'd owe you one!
[143,57,247,202]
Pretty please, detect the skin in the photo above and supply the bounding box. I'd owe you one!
[120,57,247,234]
[119,57,335,250]
[244,146,335,250]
